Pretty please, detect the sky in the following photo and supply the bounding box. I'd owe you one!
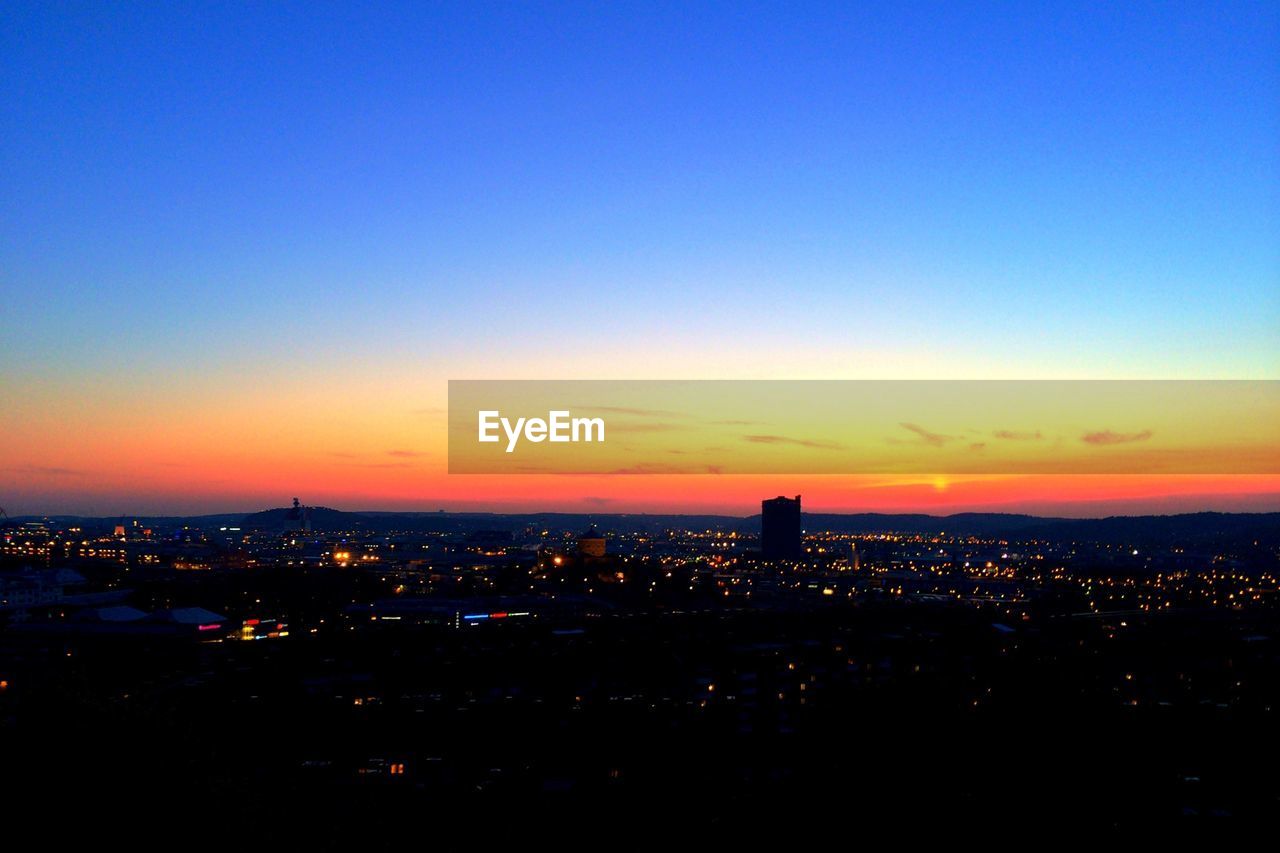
[1,2,1278,517]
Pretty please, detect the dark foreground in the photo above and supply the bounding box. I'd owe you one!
[4,596,1279,847]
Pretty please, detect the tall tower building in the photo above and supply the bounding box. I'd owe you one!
[283,497,312,533]
[577,527,606,558]
[761,495,802,560]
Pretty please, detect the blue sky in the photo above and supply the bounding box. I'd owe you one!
[2,1,1277,383]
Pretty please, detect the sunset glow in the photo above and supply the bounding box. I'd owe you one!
[2,3,1276,517]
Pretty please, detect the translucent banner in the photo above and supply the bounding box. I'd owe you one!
[447,380,1280,474]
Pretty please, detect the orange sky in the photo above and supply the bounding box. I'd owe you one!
[6,463,1278,518]
[3,371,1279,516]
[3,3,1277,520]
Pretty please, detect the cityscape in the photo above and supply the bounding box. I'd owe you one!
[3,497,1279,840]
[3,2,1278,846]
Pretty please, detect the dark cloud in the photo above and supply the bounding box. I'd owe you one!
[8,465,85,477]
[1082,429,1154,446]
[743,434,844,450]
[896,422,956,447]
[993,430,1043,441]
[387,449,426,458]
[603,463,703,475]
[606,422,687,434]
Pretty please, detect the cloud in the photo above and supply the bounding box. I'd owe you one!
[710,419,764,426]
[743,434,844,450]
[993,429,1043,441]
[606,422,687,434]
[582,496,615,506]
[515,462,710,475]
[577,406,685,418]
[1082,429,1154,446]
[969,442,987,452]
[895,422,956,447]
[603,463,705,475]
[331,449,427,461]
[8,465,85,477]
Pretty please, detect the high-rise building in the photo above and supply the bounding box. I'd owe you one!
[761,495,802,560]
[577,527,606,558]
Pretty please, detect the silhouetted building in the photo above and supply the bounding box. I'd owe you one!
[577,527,606,558]
[761,495,802,560]
[283,497,312,533]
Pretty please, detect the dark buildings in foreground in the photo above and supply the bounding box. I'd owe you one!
[761,495,802,560]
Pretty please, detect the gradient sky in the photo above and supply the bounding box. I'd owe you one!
[2,2,1278,516]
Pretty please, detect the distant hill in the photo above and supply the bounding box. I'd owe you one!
[327,509,1280,545]
[8,508,1277,547]
[1017,512,1280,547]
[794,511,1278,545]
[239,506,364,531]
[792,512,1058,536]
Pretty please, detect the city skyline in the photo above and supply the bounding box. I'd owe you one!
[4,4,1280,838]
